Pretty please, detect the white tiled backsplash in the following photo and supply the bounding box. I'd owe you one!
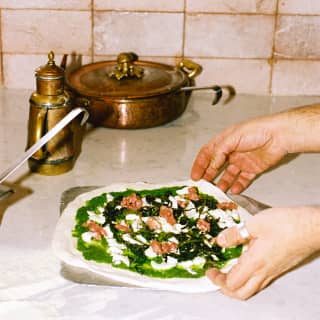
[0,0,320,95]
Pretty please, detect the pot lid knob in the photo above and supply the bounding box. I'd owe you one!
[107,52,144,80]
[36,51,64,79]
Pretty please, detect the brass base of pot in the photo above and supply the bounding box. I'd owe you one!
[28,157,74,175]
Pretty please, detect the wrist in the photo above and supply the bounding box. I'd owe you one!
[276,105,320,154]
[306,206,320,251]
[297,206,320,254]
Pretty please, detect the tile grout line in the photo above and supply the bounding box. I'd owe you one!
[0,9,3,87]
[2,7,320,17]
[2,51,319,62]
[269,0,280,96]
[181,0,186,58]
[91,0,94,62]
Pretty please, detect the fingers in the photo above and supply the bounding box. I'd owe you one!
[202,155,225,182]
[216,223,252,248]
[191,144,227,181]
[216,165,256,194]
[206,268,226,287]
[215,163,240,192]
[215,223,264,292]
[224,251,265,290]
[220,273,267,300]
[190,145,213,181]
[206,260,269,300]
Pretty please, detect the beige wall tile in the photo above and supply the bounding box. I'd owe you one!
[2,10,91,55]
[3,54,56,89]
[94,12,183,56]
[0,0,90,9]
[275,16,320,58]
[94,0,184,11]
[0,53,2,87]
[185,14,274,58]
[279,0,320,14]
[3,54,91,89]
[94,55,179,66]
[272,60,320,95]
[190,58,271,94]
[186,0,277,13]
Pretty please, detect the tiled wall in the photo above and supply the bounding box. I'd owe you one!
[0,0,320,95]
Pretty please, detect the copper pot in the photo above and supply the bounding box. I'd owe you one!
[66,52,222,129]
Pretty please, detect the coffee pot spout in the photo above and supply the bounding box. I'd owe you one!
[60,54,68,70]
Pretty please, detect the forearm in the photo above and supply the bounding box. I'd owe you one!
[302,206,320,254]
[273,104,320,153]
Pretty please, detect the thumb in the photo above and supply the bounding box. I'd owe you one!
[216,223,251,247]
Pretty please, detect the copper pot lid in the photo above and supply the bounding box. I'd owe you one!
[66,52,202,99]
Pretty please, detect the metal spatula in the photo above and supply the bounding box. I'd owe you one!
[0,107,88,186]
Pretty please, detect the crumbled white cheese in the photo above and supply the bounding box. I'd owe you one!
[142,216,184,234]
[107,238,129,266]
[125,214,143,232]
[122,234,142,245]
[199,212,208,219]
[159,217,184,234]
[136,234,148,244]
[125,213,140,221]
[108,238,126,254]
[178,256,206,274]
[142,197,149,206]
[104,224,113,238]
[112,254,130,266]
[145,246,158,258]
[211,254,219,261]
[106,194,114,202]
[151,256,178,270]
[176,186,190,195]
[184,201,199,219]
[169,196,178,209]
[168,236,179,244]
[81,231,96,243]
[87,210,105,225]
[193,256,206,266]
[231,211,240,222]
[208,208,236,229]
[204,240,212,248]
[97,206,105,214]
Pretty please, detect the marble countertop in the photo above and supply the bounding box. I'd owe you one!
[0,89,319,319]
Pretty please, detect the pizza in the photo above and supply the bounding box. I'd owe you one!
[52,180,251,293]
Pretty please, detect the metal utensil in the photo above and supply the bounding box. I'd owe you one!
[227,193,271,215]
[0,107,89,185]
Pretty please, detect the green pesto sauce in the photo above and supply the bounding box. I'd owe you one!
[72,186,243,279]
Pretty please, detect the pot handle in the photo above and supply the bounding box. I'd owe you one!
[180,85,223,105]
[178,60,202,79]
[180,85,236,105]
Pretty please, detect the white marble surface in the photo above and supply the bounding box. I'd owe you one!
[0,89,320,319]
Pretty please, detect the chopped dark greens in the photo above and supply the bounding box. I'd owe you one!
[72,185,243,279]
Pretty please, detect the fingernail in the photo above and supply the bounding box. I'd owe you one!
[217,234,227,247]
[205,268,219,277]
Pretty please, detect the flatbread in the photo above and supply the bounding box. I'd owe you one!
[52,179,251,293]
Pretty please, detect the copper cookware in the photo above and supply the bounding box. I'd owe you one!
[66,52,222,129]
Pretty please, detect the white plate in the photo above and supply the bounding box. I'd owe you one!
[52,179,251,293]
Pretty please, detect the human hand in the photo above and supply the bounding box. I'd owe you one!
[191,116,288,193]
[206,207,320,300]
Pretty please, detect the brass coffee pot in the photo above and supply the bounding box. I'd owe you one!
[26,51,77,175]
